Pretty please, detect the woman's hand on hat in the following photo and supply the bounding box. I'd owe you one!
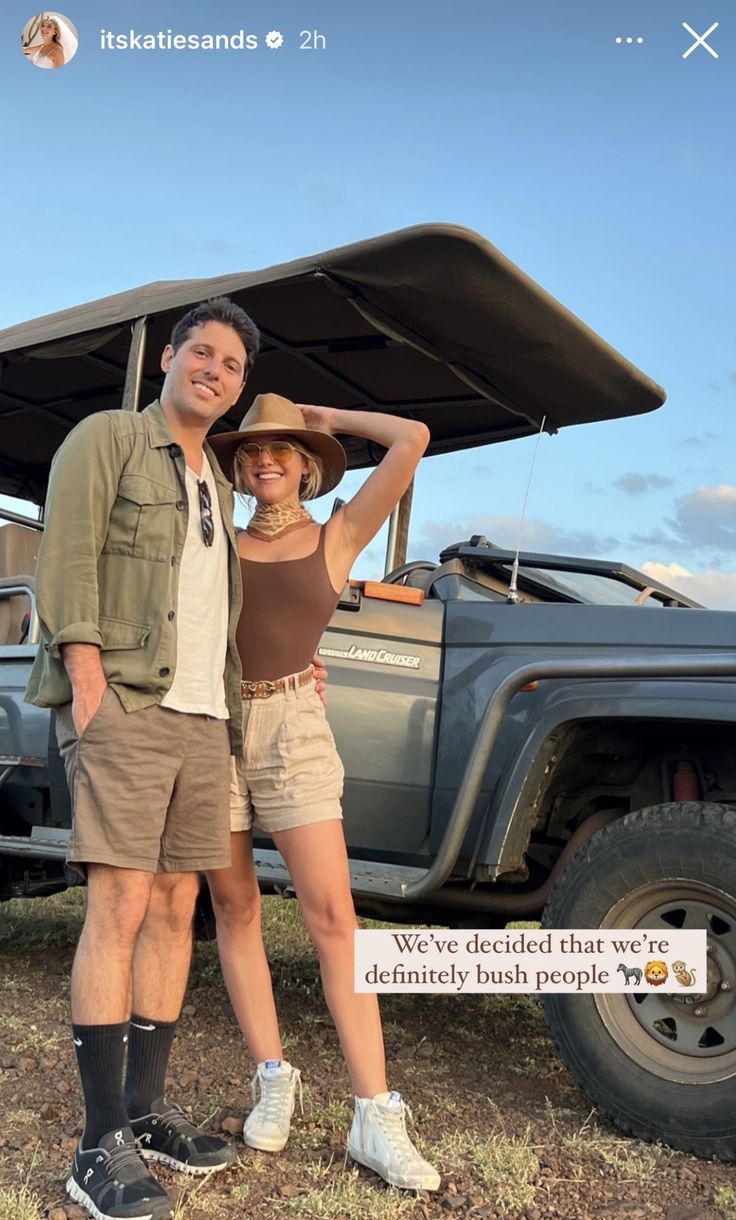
[296,403,336,434]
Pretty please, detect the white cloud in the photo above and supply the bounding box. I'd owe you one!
[613,472,673,496]
[668,485,736,552]
[414,514,619,560]
[680,431,727,446]
[641,562,736,610]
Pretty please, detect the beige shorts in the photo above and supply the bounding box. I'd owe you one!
[230,676,344,835]
[55,687,232,876]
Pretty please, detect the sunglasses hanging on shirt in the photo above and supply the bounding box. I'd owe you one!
[197,479,214,547]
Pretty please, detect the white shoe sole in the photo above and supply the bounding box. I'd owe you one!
[347,1144,441,1192]
[243,1125,290,1152]
[140,1147,233,1175]
[66,1174,161,1219]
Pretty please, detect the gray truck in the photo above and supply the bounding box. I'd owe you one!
[0,226,733,1162]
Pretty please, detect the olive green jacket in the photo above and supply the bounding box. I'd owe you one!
[25,401,244,753]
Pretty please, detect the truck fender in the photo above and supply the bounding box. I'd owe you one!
[475,678,736,880]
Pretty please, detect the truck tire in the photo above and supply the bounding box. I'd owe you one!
[541,802,736,1160]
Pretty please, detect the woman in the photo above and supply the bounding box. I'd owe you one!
[207,393,440,1192]
[23,14,65,68]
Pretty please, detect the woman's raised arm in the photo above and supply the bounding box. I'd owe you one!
[298,405,429,567]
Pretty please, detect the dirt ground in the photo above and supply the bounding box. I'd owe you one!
[0,890,734,1220]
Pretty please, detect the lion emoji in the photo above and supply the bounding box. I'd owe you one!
[644,960,669,986]
[672,961,696,987]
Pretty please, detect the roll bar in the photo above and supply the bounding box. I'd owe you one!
[0,577,39,644]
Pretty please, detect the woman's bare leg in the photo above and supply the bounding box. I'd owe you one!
[206,832,282,1063]
[272,820,388,1098]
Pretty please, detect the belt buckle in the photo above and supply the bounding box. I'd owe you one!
[243,679,278,699]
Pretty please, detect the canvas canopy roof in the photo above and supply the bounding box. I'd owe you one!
[0,223,665,503]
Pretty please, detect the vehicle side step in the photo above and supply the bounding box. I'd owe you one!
[0,755,45,786]
[0,838,429,894]
[254,848,426,899]
[0,829,69,860]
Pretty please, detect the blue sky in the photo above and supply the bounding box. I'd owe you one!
[2,0,734,603]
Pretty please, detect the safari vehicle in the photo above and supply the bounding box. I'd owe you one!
[0,225,734,1161]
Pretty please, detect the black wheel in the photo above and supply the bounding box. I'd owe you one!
[541,802,736,1160]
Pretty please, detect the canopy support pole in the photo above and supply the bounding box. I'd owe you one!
[0,507,43,530]
[122,316,148,412]
[383,478,414,576]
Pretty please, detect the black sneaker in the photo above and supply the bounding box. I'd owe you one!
[131,1098,236,1176]
[66,1125,173,1220]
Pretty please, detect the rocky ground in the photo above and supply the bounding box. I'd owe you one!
[0,890,734,1220]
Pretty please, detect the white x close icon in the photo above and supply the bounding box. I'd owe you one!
[682,21,719,59]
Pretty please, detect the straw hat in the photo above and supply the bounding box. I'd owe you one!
[208,393,347,497]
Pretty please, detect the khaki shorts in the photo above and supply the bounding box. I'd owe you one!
[55,687,232,876]
[230,676,344,835]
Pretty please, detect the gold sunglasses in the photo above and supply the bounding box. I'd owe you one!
[237,440,299,466]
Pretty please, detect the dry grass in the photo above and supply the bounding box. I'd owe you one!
[3,893,735,1219]
[0,1183,42,1220]
[0,1155,44,1220]
[171,1171,222,1220]
[0,976,31,994]
[0,886,86,948]
[230,1182,251,1203]
[544,1100,660,1179]
[0,1013,25,1031]
[715,1186,736,1218]
[3,1109,37,1128]
[12,1026,66,1056]
[433,1127,539,1213]
[290,1097,353,1151]
[286,1166,420,1220]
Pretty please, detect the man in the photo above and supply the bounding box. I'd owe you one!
[26,297,259,1219]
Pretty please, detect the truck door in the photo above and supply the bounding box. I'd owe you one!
[282,590,443,863]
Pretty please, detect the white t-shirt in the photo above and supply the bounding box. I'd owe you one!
[161,453,229,718]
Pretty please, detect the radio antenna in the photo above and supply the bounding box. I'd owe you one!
[506,415,546,604]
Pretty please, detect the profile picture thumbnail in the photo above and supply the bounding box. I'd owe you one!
[21,11,78,70]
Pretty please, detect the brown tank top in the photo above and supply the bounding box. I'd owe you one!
[237,526,341,681]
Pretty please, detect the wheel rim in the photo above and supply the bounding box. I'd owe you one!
[594,881,736,1084]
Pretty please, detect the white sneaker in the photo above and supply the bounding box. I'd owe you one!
[348,1091,441,1191]
[243,1060,302,1152]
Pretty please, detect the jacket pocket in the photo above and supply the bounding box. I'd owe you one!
[103,476,180,561]
[98,617,152,687]
[99,616,151,650]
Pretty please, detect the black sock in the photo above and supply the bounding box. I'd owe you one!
[72,1022,130,1148]
[124,1014,177,1118]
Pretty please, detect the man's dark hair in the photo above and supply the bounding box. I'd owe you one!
[170,296,260,376]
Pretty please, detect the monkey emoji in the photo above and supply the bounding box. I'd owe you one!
[644,960,669,986]
[672,961,696,987]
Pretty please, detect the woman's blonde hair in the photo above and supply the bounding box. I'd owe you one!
[42,15,62,42]
[233,439,324,503]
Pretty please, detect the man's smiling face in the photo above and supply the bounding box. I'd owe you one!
[160,320,246,428]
